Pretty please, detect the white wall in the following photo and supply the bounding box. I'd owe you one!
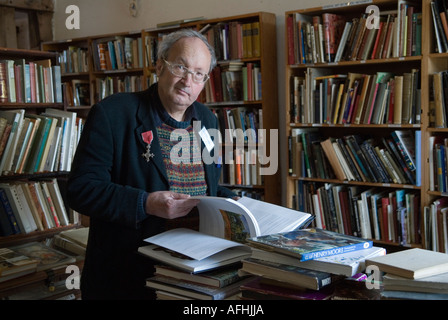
[52,0,345,205]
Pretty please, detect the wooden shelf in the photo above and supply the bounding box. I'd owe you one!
[284,0,429,250]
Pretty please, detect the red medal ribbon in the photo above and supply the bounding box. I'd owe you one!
[142,131,153,145]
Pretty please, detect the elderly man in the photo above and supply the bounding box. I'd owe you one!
[67,29,235,300]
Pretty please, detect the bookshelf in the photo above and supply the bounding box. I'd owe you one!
[0,47,81,242]
[43,12,281,205]
[197,12,280,204]
[284,0,448,252]
[0,47,83,300]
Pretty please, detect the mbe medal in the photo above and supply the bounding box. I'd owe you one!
[141,130,155,162]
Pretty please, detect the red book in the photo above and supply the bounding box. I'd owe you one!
[287,15,296,65]
[381,197,391,242]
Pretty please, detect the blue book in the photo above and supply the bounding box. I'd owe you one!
[415,130,421,186]
[247,228,373,262]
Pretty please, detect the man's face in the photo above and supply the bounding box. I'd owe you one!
[156,37,211,119]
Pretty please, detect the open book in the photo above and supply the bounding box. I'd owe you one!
[138,196,313,273]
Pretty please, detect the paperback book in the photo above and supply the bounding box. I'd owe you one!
[247,228,373,262]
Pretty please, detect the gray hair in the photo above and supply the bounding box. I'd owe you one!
[157,29,217,73]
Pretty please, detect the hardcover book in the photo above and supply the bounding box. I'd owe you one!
[240,257,334,290]
[246,228,373,262]
[139,196,313,272]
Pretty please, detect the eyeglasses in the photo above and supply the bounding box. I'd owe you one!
[163,59,209,84]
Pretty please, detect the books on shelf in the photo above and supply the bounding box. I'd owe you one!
[0,108,82,176]
[139,196,312,273]
[246,228,373,262]
[290,68,421,125]
[57,45,90,74]
[205,62,261,104]
[287,1,421,65]
[294,180,421,245]
[203,21,261,62]
[366,248,448,279]
[423,197,448,252]
[0,59,62,104]
[91,34,144,72]
[0,179,72,236]
[430,0,448,53]
[291,131,419,187]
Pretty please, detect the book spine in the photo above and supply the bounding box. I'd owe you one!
[0,188,21,234]
[300,240,373,261]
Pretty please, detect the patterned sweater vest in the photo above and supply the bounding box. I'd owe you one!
[156,118,207,196]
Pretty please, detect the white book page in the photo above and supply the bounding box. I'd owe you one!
[143,228,246,261]
[237,196,311,236]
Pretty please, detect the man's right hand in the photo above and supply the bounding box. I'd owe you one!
[145,191,200,220]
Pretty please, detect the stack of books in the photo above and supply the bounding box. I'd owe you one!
[0,241,76,284]
[146,264,251,300]
[366,248,448,300]
[138,196,313,300]
[239,228,386,300]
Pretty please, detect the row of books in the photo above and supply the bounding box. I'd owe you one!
[92,35,144,72]
[429,135,448,192]
[430,70,448,128]
[220,149,263,187]
[289,129,420,186]
[290,69,421,125]
[0,179,70,236]
[95,75,144,102]
[430,0,448,53]
[424,197,448,254]
[64,80,90,107]
[57,46,89,74]
[0,108,81,176]
[212,106,262,144]
[0,59,62,104]
[287,1,421,65]
[203,21,261,61]
[205,62,262,104]
[295,180,421,245]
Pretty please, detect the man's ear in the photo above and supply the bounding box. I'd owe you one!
[155,59,163,76]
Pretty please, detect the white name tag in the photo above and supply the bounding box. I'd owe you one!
[198,127,214,152]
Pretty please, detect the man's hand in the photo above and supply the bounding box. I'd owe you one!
[145,191,200,219]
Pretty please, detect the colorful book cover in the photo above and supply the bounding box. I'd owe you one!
[247,228,373,261]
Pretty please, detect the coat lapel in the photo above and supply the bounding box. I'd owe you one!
[135,89,169,185]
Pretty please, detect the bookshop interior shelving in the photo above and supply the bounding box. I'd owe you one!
[41,11,280,205]
[284,0,448,253]
[0,11,280,299]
